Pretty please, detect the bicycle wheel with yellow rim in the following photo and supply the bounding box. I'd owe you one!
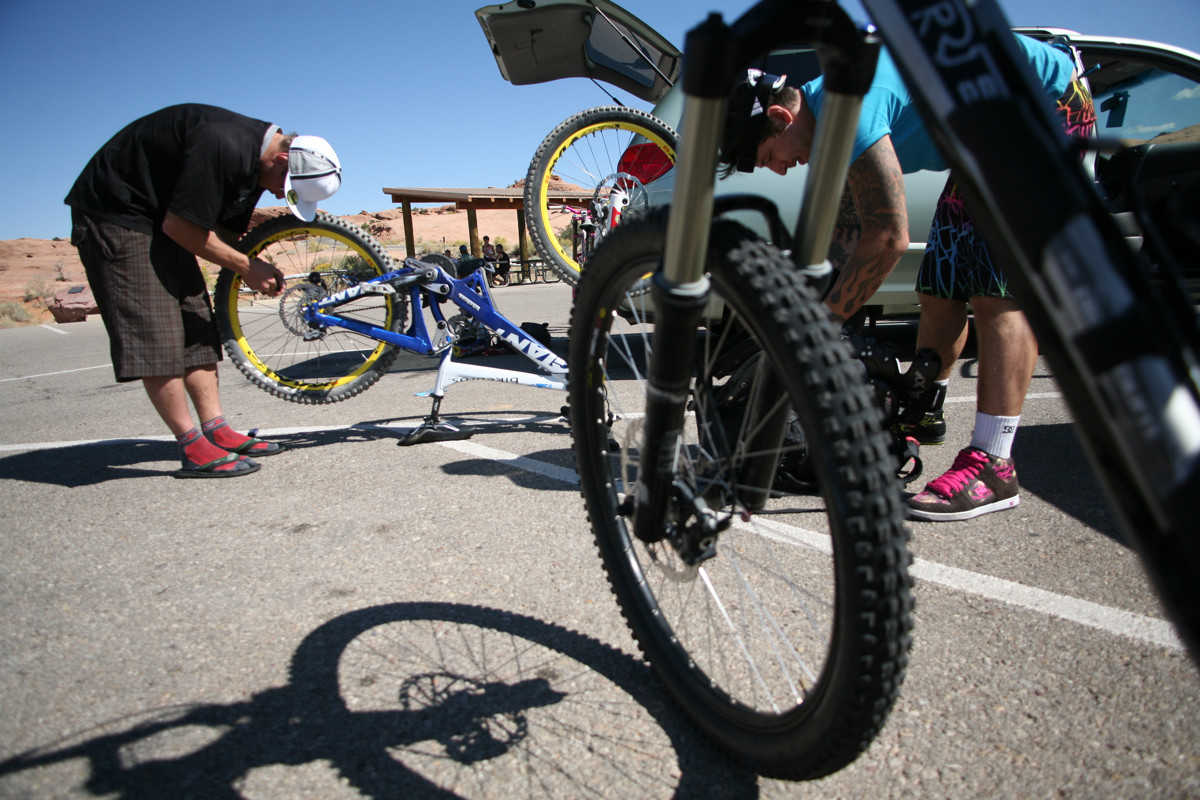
[213,212,404,404]
[524,106,677,285]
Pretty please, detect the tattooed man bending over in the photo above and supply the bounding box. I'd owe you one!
[717,37,1095,521]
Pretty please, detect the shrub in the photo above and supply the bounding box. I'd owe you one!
[0,301,32,329]
[337,254,375,281]
[22,278,50,303]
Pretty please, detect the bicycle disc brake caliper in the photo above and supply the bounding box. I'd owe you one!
[668,479,732,566]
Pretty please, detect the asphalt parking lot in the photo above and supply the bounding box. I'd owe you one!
[1,279,1197,799]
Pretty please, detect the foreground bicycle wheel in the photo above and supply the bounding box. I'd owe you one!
[525,106,676,285]
[214,212,404,404]
[568,211,913,779]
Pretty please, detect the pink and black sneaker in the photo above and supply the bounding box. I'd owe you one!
[907,446,1019,521]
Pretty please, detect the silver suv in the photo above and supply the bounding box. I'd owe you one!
[478,1,1200,317]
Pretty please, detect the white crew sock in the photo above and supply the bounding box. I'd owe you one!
[971,412,1020,459]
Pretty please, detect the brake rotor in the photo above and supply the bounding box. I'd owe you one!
[592,173,650,231]
[278,281,325,336]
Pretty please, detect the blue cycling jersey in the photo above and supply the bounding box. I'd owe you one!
[800,34,1075,173]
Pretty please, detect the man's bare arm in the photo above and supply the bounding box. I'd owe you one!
[161,211,284,296]
[823,135,909,323]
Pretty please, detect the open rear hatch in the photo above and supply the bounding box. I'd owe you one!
[476,0,680,103]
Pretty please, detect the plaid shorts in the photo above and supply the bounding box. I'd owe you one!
[71,211,222,382]
[916,76,1097,301]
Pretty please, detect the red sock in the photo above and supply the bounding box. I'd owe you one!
[201,415,254,451]
[201,415,282,456]
[177,427,239,471]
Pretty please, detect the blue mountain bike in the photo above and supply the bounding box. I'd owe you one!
[213,213,567,444]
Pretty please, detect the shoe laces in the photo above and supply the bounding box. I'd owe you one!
[927,448,989,497]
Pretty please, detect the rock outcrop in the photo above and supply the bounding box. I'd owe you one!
[47,284,98,323]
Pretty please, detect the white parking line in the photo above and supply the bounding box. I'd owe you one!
[40,324,69,335]
[440,438,579,484]
[946,391,1062,404]
[440,436,1182,654]
[908,557,1181,650]
[8,408,1174,655]
[739,514,1177,648]
[0,363,112,383]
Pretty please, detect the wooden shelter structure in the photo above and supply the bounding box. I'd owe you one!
[381,186,592,261]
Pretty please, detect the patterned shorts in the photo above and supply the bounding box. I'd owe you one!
[916,77,1097,301]
[71,211,222,382]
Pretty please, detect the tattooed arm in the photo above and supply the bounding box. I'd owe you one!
[827,183,861,274]
[823,135,909,323]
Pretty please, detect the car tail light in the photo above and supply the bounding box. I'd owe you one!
[617,142,674,185]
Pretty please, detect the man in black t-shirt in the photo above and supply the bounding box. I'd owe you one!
[65,104,342,478]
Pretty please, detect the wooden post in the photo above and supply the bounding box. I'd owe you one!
[517,208,531,263]
[517,208,535,282]
[402,200,416,257]
[467,208,481,257]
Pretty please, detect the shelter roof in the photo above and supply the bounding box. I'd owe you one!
[382,186,591,211]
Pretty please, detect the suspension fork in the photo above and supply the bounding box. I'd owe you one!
[632,14,730,544]
[633,1,878,541]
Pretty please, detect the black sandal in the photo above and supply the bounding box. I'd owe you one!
[173,452,261,479]
[205,424,285,456]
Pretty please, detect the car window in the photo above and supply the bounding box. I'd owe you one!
[475,0,680,103]
[1082,51,1200,145]
[585,12,671,91]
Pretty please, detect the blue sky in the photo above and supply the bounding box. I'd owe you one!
[1,0,1197,240]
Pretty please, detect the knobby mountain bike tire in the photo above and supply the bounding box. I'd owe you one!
[568,211,914,779]
[214,212,403,404]
[524,106,677,285]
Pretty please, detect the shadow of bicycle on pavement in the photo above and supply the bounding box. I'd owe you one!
[0,602,757,799]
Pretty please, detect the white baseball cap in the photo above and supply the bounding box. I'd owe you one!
[285,135,341,221]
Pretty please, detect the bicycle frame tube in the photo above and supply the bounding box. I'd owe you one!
[431,355,567,396]
[442,270,569,375]
[304,262,567,380]
[301,262,440,353]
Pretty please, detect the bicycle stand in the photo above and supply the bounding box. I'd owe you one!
[399,394,475,446]
[397,343,568,446]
